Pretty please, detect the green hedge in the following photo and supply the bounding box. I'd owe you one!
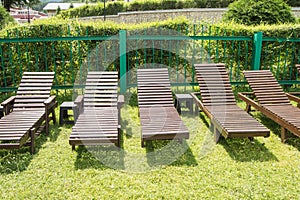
[205,22,300,81]
[0,17,300,89]
[0,17,191,88]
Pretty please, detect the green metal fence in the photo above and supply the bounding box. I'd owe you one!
[0,29,300,93]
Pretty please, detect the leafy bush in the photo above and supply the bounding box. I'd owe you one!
[0,6,15,30]
[1,16,300,88]
[223,0,296,25]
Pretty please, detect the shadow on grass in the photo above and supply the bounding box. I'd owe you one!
[48,123,61,142]
[145,139,198,167]
[198,111,210,128]
[219,138,278,162]
[255,112,300,151]
[74,145,125,170]
[194,110,278,162]
[120,118,134,139]
[0,123,59,174]
[74,129,125,170]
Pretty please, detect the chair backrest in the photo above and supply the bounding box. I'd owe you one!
[137,68,174,108]
[84,71,118,108]
[243,70,291,105]
[14,72,54,110]
[194,63,236,107]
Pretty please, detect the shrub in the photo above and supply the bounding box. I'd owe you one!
[223,0,296,25]
[0,6,14,30]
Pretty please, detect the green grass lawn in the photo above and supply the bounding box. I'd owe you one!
[0,98,300,199]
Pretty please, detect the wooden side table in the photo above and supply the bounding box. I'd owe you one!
[175,93,198,115]
[59,102,78,125]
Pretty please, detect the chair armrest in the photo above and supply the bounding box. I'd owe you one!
[286,93,300,107]
[44,96,57,110]
[74,95,84,114]
[237,92,261,111]
[190,92,212,119]
[1,96,15,115]
[118,95,125,109]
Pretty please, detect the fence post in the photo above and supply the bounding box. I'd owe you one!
[251,32,263,70]
[119,30,127,94]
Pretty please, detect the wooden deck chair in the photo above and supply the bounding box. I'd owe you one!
[137,68,189,147]
[0,72,57,153]
[239,70,300,142]
[190,63,269,142]
[69,71,124,150]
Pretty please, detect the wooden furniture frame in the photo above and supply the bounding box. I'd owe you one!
[0,72,57,154]
[137,68,189,147]
[239,69,300,142]
[69,71,124,150]
[191,63,269,142]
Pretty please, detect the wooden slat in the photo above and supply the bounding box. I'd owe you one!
[244,70,290,105]
[242,70,300,140]
[193,64,269,139]
[13,72,54,110]
[137,68,189,144]
[0,72,54,151]
[70,71,120,147]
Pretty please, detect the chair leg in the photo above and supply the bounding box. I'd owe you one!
[72,145,75,151]
[281,127,287,143]
[51,108,56,125]
[141,140,145,148]
[59,107,63,125]
[117,126,121,148]
[30,129,35,154]
[214,129,220,143]
[178,138,183,144]
[213,125,222,143]
[246,104,251,113]
[44,107,50,135]
[175,99,181,115]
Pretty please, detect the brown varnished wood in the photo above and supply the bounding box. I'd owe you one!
[137,68,189,147]
[242,69,300,142]
[69,71,122,148]
[0,72,56,154]
[192,63,269,142]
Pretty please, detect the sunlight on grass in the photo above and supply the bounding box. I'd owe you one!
[0,101,300,199]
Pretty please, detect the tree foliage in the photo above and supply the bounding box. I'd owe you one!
[223,0,296,25]
[0,6,14,29]
[1,0,40,12]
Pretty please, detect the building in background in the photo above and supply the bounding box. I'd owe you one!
[43,3,86,16]
[10,8,48,23]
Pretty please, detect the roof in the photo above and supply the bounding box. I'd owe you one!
[43,3,86,11]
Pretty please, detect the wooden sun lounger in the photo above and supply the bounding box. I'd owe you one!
[239,70,300,142]
[137,68,189,147]
[190,63,270,142]
[0,72,57,153]
[69,71,124,150]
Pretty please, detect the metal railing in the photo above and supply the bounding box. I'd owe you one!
[0,28,299,93]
